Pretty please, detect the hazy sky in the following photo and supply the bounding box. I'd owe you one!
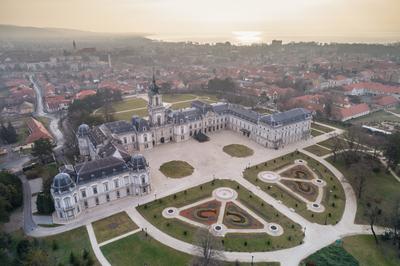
[1,0,399,41]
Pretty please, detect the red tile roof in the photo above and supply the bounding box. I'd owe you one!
[338,103,370,120]
[75,89,96,100]
[375,96,399,107]
[25,117,53,144]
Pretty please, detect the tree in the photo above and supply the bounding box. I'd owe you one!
[349,162,369,199]
[31,139,53,163]
[365,203,381,245]
[36,192,54,214]
[384,132,400,170]
[330,133,344,162]
[191,229,224,266]
[0,121,18,144]
[24,249,49,266]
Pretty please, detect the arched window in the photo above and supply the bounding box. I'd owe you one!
[64,197,71,208]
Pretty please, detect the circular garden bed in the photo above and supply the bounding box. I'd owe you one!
[159,160,194,178]
[223,144,254,158]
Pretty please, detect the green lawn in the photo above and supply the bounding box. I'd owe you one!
[159,160,194,178]
[311,123,335,133]
[170,101,192,110]
[110,98,148,112]
[317,138,348,150]
[102,231,278,266]
[303,145,332,157]
[223,144,254,158]
[311,129,324,137]
[113,108,148,121]
[350,110,400,124]
[39,226,99,265]
[163,93,197,103]
[343,235,400,266]
[137,179,304,252]
[302,243,358,266]
[327,154,400,226]
[243,152,345,225]
[92,212,139,243]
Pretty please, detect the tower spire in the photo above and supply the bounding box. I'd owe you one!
[152,67,156,84]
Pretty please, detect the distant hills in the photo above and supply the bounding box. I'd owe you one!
[0,24,147,40]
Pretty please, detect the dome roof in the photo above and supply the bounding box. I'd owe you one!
[52,173,75,194]
[77,124,90,137]
[130,154,147,171]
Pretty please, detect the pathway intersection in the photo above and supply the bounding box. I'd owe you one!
[22,123,386,266]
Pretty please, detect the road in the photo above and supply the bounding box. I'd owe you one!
[30,75,65,151]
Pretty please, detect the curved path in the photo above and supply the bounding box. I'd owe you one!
[22,123,385,265]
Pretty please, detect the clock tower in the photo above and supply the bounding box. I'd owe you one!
[148,73,166,127]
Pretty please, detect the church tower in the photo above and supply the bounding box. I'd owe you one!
[148,73,166,127]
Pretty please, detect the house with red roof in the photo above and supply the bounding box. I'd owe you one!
[343,82,400,97]
[25,117,53,145]
[334,103,370,122]
[45,95,71,112]
[75,89,96,100]
[373,95,399,109]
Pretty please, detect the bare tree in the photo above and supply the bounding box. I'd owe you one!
[365,203,381,245]
[192,229,224,266]
[349,160,370,199]
[330,133,344,162]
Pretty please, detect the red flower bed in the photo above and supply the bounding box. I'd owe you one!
[180,200,221,225]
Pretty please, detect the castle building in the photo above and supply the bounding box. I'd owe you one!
[77,76,312,159]
[51,154,150,221]
[52,75,312,221]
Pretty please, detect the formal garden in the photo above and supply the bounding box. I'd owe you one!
[223,144,254,158]
[159,160,194,178]
[137,179,304,252]
[243,151,345,225]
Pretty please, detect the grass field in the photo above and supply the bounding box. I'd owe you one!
[170,101,192,110]
[110,98,148,112]
[303,145,332,157]
[327,154,400,226]
[317,138,348,150]
[92,212,139,243]
[243,152,345,225]
[137,179,304,252]
[159,160,194,178]
[113,108,148,120]
[162,94,197,103]
[223,144,254,158]
[39,226,99,265]
[343,235,400,266]
[311,129,324,137]
[311,123,335,133]
[101,231,278,266]
[350,110,400,124]
[302,243,358,266]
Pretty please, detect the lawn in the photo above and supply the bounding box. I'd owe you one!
[38,226,99,265]
[113,108,148,121]
[311,123,335,133]
[101,231,278,266]
[303,145,332,157]
[311,129,324,137]
[110,98,148,112]
[327,154,400,226]
[301,243,358,266]
[350,110,400,124]
[92,211,139,243]
[137,179,304,252]
[343,235,400,266]
[159,160,194,178]
[317,138,348,150]
[163,93,197,103]
[243,152,346,225]
[170,101,192,110]
[223,144,254,158]
[24,162,58,180]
